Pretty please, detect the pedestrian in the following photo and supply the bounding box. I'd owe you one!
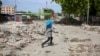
[41,18,54,48]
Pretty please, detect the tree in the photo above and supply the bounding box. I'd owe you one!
[0,0,2,14]
[44,9,54,19]
[28,11,32,13]
[53,0,88,16]
[53,0,100,16]
[89,0,100,16]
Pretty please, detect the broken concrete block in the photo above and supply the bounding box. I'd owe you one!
[64,38,68,42]
[70,38,80,42]
[0,43,6,49]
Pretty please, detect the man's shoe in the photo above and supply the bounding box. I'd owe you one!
[48,43,54,46]
[41,44,44,48]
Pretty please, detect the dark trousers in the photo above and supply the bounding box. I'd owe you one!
[42,37,53,46]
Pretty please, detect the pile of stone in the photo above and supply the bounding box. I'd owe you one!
[81,24,100,34]
[0,21,47,55]
[69,38,100,56]
[69,38,94,56]
[70,38,91,42]
[0,21,46,51]
[69,44,94,56]
[69,44,100,56]
[94,44,100,56]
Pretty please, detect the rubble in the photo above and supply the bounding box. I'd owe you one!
[81,24,100,34]
[45,51,51,53]
[70,38,91,42]
[0,21,46,55]
[64,38,69,42]
[68,38,100,56]
[68,38,95,56]
[0,21,99,56]
[68,43,94,56]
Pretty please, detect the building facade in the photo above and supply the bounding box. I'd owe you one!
[1,6,15,15]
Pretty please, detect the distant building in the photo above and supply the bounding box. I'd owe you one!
[1,6,15,15]
[39,8,54,19]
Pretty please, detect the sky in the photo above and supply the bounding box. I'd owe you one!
[2,0,62,13]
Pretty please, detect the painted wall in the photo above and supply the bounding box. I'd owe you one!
[15,14,22,21]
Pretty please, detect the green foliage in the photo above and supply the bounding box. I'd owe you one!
[53,0,100,16]
[53,0,88,16]
[57,13,62,16]
[45,14,51,19]
[0,0,2,6]
[0,0,2,14]
[28,11,32,13]
[44,9,53,14]
[93,0,100,12]
[94,0,100,16]
[44,9,53,19]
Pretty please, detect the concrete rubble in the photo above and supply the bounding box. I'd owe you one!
[81,24,100,34]
[0,21,47,56]
[0,21,100,56]
[68,38,100,56]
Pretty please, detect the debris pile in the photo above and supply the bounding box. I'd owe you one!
[69,38,94,56]
[70,38,91,42]
[0,21,46,55]
[69,44,94,56]
[81,24,100,34]
[55,16,82,25]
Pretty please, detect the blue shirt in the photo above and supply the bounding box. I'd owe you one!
[46,19,53,28]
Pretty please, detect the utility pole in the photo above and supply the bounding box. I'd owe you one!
[14,0,17,21]
[15,0,17,13]
[46,1,48,9]
[87,0,90,24]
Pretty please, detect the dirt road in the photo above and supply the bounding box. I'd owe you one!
[15,22,100,56]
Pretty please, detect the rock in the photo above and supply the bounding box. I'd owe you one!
[81,24,100,34]
[0,38,8,43]
[0,32,4,38]
[0,43,6,49]
[0,54,3,56]
[70,38,91,42]
[64,38,68,42]
[94,45,100,53]
[69,54,75,56]
[45,51,51,53]
[69,43,94,56]
[80,39,91,42]
[1,48,13,56]
[98,30,100,34]
[70,38,80,42]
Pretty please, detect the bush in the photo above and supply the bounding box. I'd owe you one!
[97,12,100,16]
[45,15,51,19]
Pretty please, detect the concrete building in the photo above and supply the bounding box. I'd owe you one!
[1,6,15,15]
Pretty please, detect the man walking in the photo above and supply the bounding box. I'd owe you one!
[41,18,53,48]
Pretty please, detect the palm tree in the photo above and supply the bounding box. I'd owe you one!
[0,0,2,14]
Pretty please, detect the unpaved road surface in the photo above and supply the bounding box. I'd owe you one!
[0,21,100,56]
[16,21,100,56]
